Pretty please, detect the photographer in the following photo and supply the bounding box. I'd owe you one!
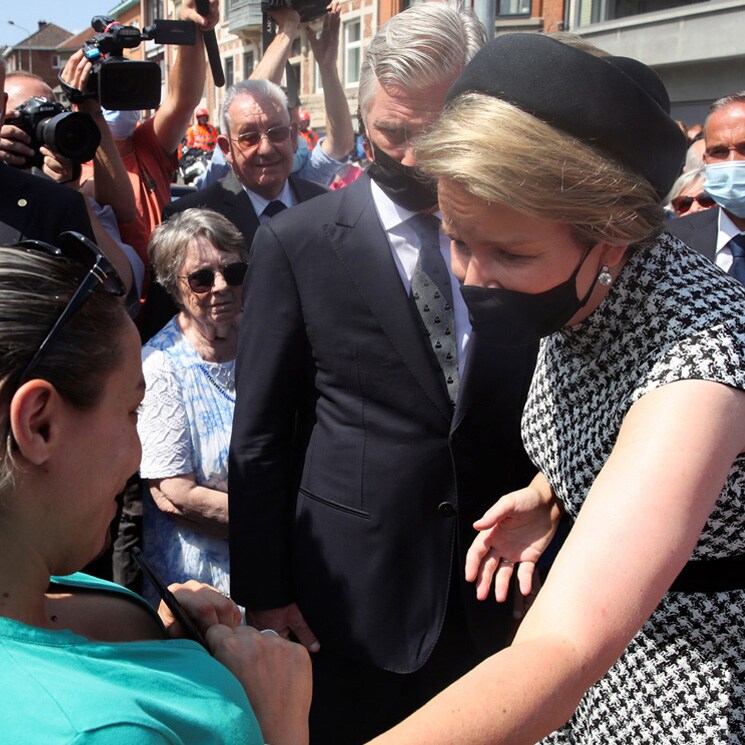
[71,0,221,268]
[0,64,137,297]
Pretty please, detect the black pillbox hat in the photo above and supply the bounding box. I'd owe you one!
[445,33,687,198]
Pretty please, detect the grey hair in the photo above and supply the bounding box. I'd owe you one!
[667,166,705,204]
[0,245,128,493]
[709,91,745,114]
[149,208,248,302]
[220,78,289,135]
[357,0,486,118]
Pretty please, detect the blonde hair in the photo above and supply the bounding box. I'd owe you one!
[416,93,664,247]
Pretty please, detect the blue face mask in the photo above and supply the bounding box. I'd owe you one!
[704,161,745,218]
[292,134,309,173]
[102,109,141,140]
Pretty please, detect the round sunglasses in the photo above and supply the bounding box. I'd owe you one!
[179,262,248,294]
[671,193,716,215]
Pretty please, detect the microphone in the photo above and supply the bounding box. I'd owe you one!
[195,0,225,87]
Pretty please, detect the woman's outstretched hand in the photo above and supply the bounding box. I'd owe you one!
[465,472,562,603]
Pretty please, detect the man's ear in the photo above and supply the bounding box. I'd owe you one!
[217,134,232,163]
[8,380,61,466]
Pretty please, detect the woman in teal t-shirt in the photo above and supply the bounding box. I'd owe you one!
[0,233,310,744]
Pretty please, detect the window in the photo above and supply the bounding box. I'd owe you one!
[243,50,254,77]
[225,56,234,88]
[147,0,164,25]
[51,54,62,69]
[576,0,701,25]
[344,19,361,87]
[497,0,531,15]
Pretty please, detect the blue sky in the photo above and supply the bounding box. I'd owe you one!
[2,2,120,47]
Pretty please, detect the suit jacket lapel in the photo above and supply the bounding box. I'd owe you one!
[219,171,260,242]
[329,177,453,422]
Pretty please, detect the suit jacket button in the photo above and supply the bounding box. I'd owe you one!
[438,501,456,518]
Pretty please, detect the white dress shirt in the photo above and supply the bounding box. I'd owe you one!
[714,209,745,272]
[370,179,471,372]
[244,180,297,224]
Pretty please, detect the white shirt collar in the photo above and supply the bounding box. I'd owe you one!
[369,178,441,228]
[243,180,296,218]
[716,208,744,254]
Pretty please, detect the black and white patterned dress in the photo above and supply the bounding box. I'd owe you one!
[521,233,745,744]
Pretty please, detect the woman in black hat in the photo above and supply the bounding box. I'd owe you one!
[366,33,745,745]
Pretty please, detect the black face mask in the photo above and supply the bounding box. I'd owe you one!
[365,141,438,212]
[460,249,599,348]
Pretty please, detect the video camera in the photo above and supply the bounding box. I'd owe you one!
[78,15,196,110]
[5,97,101,170]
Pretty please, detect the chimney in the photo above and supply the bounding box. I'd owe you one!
[38,20,48,30]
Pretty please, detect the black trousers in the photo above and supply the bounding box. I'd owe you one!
[308,587,486,745]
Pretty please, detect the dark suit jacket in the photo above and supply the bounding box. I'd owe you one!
[162,170,327,247]
[139,171,327,342]
[0,164,94,245]
[229,174,537,673]
[666,206,719,261]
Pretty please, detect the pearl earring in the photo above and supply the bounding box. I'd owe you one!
[598,265,612,286]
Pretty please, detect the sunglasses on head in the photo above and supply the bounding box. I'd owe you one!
[232,124,293,150]
[14,231,126,385]
[671,193,716,215]
[179,262,248,294]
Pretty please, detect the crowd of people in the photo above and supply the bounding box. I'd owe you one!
[0,0,743,743]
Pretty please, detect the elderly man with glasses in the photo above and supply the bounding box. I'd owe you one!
[143,78,328,341]
[163,79,326,248]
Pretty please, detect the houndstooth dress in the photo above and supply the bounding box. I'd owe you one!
[521,233,745,744]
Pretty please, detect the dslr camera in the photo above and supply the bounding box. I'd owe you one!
[76,15,196,110]
[5,97,101,170]
[261,0,330,23]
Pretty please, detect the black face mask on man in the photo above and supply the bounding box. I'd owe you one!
[460,248,603,348]
[365,140,439,213]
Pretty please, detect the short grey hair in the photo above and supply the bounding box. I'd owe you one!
[709,91,745,114]
[220,79,289,135]
[357,0,486,119]
[149,208,248,302]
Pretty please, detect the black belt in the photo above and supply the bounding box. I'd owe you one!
[669,553,745,593]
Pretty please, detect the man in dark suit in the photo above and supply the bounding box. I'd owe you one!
[162,78,326,242]
[228,5,538,744]
[141,79,326,340]
[668,92,745,283]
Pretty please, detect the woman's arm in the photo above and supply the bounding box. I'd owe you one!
[368,379,745,744]
[148,474,228,534]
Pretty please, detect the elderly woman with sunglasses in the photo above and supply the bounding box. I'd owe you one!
[365,34,745,745]
[0,233,309,744]
[137,208,248,604]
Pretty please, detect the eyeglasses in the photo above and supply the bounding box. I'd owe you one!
[671,193,716,215]
[16,231,126,385]
[231,124,293,151]
[179,262,248,294]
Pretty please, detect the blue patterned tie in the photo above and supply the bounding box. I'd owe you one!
[728,233,745,285]
[409,213,459,406]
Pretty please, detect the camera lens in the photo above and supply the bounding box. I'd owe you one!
[37,112,101,163]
